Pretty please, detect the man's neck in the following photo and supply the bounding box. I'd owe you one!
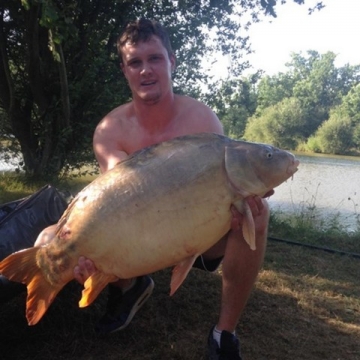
[133,93,177,132]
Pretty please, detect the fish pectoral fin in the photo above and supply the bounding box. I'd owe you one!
[170,255,198,296]
[241,201,256,250]
[79,271,118,308]
[0,247,62,326]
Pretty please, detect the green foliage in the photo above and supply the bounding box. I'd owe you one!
[313,108,354,155]
[208,76,259,138]
[340,83,360,124]
[256,72,295,114]
[219,50,360,153]
[353,123,360,149]
[304,135,322,153]
[221,106,249,139]
[340,84,360,149]
[269,208,360,254]
[288,51,358,137]
[308,84,360,154]
[244,97,306,149]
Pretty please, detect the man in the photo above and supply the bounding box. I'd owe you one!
[38,19,271,360]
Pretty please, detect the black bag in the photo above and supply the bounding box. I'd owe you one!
[0,184,69,260]
[0,185,69,302]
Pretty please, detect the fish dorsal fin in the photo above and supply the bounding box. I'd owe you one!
[170,255,198,296]
[241,200,256,250]
[79,272,118,308]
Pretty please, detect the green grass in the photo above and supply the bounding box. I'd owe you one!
[0,173,96,204]
[268,207,360,255]
[0,175,359,359]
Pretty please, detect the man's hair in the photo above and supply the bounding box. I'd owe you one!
[117,19,173,62]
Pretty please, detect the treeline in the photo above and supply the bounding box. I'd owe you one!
[209,50,360,155]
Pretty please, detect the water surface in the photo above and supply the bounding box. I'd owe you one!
[269,153,360,231]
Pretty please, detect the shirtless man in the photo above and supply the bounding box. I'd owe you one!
[37,19,270,360]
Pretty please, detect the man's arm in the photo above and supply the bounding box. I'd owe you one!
[93,117,129,173]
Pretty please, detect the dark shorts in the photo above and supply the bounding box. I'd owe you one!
[193,255,223,272]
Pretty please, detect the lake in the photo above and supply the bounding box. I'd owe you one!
[1,151,359,231]
[269,153,360,232]
[0,152,21,172]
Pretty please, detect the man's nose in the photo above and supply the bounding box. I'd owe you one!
[140,61,152,74]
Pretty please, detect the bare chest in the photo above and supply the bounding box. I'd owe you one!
[121,120,194,155]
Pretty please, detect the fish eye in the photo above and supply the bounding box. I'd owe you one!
[266,151,273,159]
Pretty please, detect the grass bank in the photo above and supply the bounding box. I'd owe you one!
[0,175,359,359]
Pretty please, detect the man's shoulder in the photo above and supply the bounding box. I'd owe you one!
[106,102,131,121]
[96,103,131,130]
[175,95,223,133]
[175,94,206,107]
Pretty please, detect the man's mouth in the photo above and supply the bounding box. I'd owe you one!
[141,80,156,86]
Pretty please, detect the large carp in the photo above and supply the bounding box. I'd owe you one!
[0,133,299,325]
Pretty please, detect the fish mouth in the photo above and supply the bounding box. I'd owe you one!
[287,158,300,176]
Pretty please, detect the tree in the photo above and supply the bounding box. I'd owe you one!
[244,51,360,152]
[0,0,324,177]
[313,108,353,154]
[206,75,259,138]
[340,83,360,125]
[343,84,360,148]
[1,0,135,177]
[289,51,360,136]
[255,72,295,114]
[310,84,360,153]
[244,97,306,149]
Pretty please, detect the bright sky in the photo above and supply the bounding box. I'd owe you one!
[221,0,360,76]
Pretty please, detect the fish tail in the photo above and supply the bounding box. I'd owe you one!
[0,248,63,325]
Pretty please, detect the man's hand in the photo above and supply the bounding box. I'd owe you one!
[74,256,98,284]
[230,190,274,231]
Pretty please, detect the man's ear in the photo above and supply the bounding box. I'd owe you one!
[120,62,128,79]
[170,54,176,72]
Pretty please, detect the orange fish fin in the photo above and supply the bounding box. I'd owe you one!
[170,255,198,296]
[0,248,38,283]
[26,272,62,325]
[241,201,256,250]
[0,248,62,325]
[79,271,117,308]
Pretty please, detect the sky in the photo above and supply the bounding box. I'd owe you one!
[217,0,360,77]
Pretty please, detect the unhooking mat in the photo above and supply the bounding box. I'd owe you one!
[0,185,69,302]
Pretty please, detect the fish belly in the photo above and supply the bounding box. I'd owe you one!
[66,167,233,279]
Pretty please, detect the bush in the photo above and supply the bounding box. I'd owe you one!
[315,109,353,154]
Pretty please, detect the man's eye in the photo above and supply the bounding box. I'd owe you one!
[128,60,141,67]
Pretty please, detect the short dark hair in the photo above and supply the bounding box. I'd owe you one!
[117,19,173,62]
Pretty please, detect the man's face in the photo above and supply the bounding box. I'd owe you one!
[120,36,175,105]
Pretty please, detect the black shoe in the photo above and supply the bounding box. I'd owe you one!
[95,275,154,334]
[207,326,243,360]
[0,275,26,303]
